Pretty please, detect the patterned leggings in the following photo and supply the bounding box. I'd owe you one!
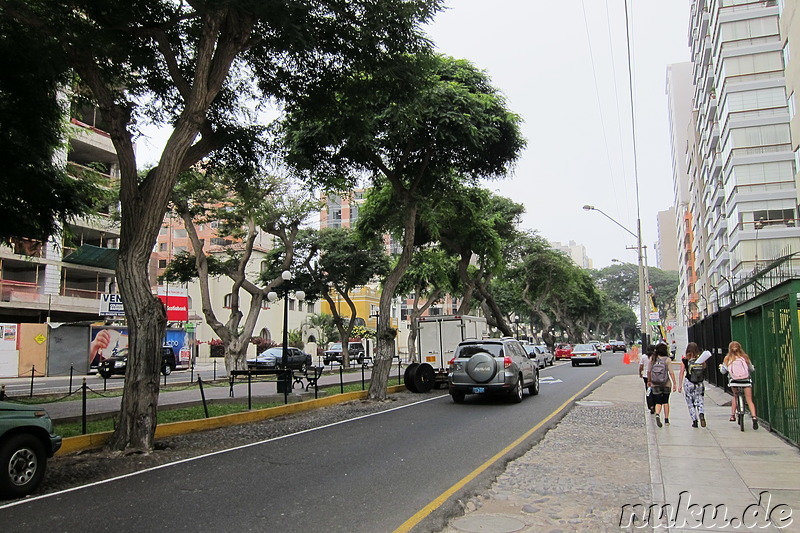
[683,379,705,421]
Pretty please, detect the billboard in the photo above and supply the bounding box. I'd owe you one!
[157,287,189,322]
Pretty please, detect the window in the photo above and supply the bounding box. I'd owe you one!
[159,242,168,252]
[158,259,168,268]
[173,229,187,238]
[288,299,295,311]
[224,293,232,308]
[159,227,168,235]
[173,246,187,253]
[789,91,796,121]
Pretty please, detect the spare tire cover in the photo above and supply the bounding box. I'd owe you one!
[465,352,497,383]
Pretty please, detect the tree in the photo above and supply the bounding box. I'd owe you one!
[2,0,439,451]
[302,313,337,349]
[395,247,457,362]
[282,54,525,399]
[430,186,525,334]
[161,168,317,374]
[277,227,389,367]
[0,22,104,243]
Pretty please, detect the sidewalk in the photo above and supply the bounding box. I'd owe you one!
[439,373,800,533]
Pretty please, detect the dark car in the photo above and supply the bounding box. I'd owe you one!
[448,337,539,403]
[0,401,62,498]
[609,340,627,352]
[247,347,312,371]
[323,342,367,365]
[97,345,177,379]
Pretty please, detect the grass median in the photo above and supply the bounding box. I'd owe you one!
[53,382,375,438]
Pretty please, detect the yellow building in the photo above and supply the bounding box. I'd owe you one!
[320,286,398,330]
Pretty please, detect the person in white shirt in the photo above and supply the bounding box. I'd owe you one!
[638,345,655,414]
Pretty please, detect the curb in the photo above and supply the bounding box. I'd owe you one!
[57,384,406,455]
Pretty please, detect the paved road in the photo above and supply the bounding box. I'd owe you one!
[0,354,629,533]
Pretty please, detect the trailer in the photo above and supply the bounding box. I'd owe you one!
[405,315,488,393]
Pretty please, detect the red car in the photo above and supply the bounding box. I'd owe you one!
[554,343,573,360]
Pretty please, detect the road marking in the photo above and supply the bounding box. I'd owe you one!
[392,371,609,533]
[539,377,563,384]
[0,394,449,511]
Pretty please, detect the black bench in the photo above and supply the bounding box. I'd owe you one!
[302,366,324,391]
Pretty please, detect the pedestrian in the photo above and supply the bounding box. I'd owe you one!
[648,342,676,427]
[670,340,677,360]
[639,344,656,414]
[720,341,758,429]
[677,342,706,428]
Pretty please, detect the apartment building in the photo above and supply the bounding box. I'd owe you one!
[680,0,800,316]
[0,104,120,324]
[548,240,594,269]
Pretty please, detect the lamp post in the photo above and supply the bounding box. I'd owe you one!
[583,204,649,351]
[512,314,520,340]
[268,270,305,404]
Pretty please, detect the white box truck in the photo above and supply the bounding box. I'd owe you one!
[405,315,488,392]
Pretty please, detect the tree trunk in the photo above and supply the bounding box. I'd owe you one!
[107,249,166,452]
[368,204,417,400]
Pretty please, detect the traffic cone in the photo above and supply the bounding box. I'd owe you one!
[623,352,631,365]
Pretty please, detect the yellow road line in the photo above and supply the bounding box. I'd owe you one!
[392,371,608,533]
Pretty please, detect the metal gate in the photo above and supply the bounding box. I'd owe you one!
[731,280,800,447]
[687,308,731,388]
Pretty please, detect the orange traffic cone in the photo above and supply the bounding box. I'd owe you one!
[623,352,631,365]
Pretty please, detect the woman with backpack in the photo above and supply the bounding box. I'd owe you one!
[648,343,676,427]
[677,342,707,428]
[720,341,758,429]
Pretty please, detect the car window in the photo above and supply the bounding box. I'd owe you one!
[456,344,502,358]
[574,344,595,351]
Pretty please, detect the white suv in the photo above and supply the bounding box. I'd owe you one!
[448,338,539,403]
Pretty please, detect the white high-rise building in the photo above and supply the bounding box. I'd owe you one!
[682,0,800,314]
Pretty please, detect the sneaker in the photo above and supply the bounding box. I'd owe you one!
[753,417,759,430]
[692,420,698,428]
[699,414,706,428]
[665,418,670,425]
[655,415,662,428]
[650,407,655,414]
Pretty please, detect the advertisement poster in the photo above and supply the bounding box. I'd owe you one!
[89,327,191,368]
[3,324,17,342]
[157,287,189,322]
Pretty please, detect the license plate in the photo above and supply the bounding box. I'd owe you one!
[472,387,486,394]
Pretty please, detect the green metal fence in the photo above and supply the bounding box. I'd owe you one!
[731,280,800,447]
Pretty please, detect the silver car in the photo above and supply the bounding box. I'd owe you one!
[448,338,539,403]
[523,343,547,369]
[570,343,602,366]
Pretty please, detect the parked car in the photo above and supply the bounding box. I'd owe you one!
[609,340,627,352]
[554,343,573,360]
[448,337,539,403]
[247,347,312,371]
[523,343,547,369]
[0,401,62,498]
[323,341,367,365]
[570,343,602,366]
[97,345,177,379]
[536,344,555,366]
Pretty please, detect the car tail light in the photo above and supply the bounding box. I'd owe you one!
[503,356,513,368]
[448,358,455,365]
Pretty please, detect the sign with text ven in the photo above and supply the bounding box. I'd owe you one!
[99,294,125,316]
[158,287,189,322]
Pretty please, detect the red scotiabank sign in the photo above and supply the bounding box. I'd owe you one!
[157,287,189,322]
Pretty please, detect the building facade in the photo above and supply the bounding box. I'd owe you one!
[679,0,800,317]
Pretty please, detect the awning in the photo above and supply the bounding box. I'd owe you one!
[62,244,118,270]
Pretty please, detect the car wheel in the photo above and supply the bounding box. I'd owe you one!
[413,363,436,393]
[162,365,172,376]
[403,363,420,393]
[0,433,46,498]
[509,375,523,403]
[572,361,577,367]
[598,358,602,366]
[528,371,540,396]
[450,390,465,403]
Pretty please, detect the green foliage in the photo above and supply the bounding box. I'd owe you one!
[350,325,376,339]
[0,24,107,243]
[287,329,304,348]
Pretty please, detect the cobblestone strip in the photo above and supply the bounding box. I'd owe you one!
[438,400,652,533]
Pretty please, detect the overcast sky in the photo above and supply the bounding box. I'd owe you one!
[138,1,691,270]
[426,0,691,268]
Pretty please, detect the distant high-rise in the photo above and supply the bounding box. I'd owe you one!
[549,240,593,269]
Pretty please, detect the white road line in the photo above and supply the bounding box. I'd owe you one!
[0,394,448,510]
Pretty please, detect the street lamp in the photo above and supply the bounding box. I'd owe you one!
[511,314,520,339]
[268,270,305,404]
[583,204,649,351]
